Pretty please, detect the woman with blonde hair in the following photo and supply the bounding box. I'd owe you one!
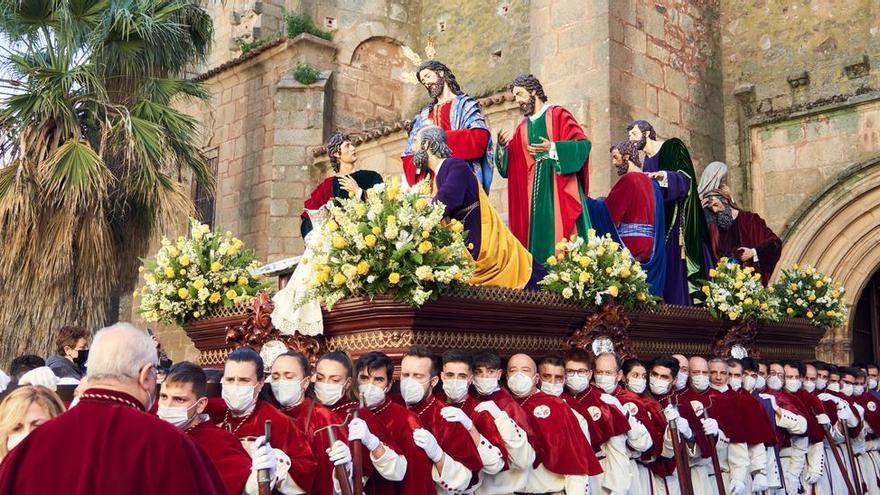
[0,386,65,460]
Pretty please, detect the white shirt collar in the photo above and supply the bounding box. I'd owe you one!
[529,104,550,122]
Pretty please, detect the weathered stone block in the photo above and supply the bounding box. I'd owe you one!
[658,91,681,123]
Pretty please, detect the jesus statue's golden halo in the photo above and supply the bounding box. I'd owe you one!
[400,37,436,85]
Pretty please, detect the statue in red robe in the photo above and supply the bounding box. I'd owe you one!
[703,190,782,285]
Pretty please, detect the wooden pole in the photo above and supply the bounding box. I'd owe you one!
[257,420,273,495]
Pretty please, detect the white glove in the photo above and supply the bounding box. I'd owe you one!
[474,400,502,419]
[817,413,831,426]
[701,417,720,436]
[18,366,59,391]
[250,435,278,480]
[327,439,352,467]
[803,472,822,485]
[752,473,769,491]
[441,406,474,431]
[758,393,778,411]
[413,428,443,463]
[854,403,865,419]
[818,393,841,404]
[837,402,854,422]
[730,479,747,495]
[600,393,629,416]
[348,417,380,451]
[663,404,681,423]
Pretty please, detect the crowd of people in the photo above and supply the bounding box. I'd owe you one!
[0,322,876,495]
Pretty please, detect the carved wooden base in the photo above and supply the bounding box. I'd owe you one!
[566,302,634,359]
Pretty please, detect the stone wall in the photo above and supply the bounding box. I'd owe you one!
[198,0,287,73]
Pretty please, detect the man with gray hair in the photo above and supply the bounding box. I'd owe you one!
[0,323,226,494]
[416,125,546,290]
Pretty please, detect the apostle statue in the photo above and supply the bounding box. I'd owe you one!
[587,141,666,296]
[702,189,781,285]
[401,60,494,192]
[414,125,546,290]
[627,120,712,305]
[495,74,592,266]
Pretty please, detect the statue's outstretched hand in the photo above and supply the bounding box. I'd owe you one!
[496,129,510,147]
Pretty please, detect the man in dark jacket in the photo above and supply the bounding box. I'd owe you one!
[46,325,90,380]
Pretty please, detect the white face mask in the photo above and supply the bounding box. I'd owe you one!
[566,373,591,394]
[400,377,429,405]
[842,382,854,397]
[222,384,257,414]
[816,378,828,391]
[756,376,767,390]
[541,381,564,397]
[691,374,710,392]
[729,377,743,391]
[803,380,816,393]
[710,382,729,393]
[271,379,305,408]
[827,381,841,393]
[443,379,470,403]
[359,383,387,408]
[650,377,671,396]
[743,375,757,392]
[6,432,26,451]
[507,372,534,397]
[315,382,346,406]
[869,378,878,390]
[474,377,500,396]
[854,385,865,396]
[158,400,202,429]
[766,375,783,391]
[627,378,647,394]
[675,372,689,391]
[784,378,802,393]
[594,374,618,394]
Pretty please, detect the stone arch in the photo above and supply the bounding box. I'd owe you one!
[333,36,420,131]
[778,156,880,362]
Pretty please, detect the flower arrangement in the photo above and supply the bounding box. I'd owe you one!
[539,230,655,310]
[774,264,847,327]
[701,258,781,322]
[136,219,267,325]
[306,177,474,309]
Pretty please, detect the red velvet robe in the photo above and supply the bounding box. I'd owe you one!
[563,386,631,452]
[206,398,317,491]
[410,394,484,486]
[402,102,490,186]
[368,398,437,494]
[0,388,226,494]
[853,393,880,437]
[438,393,510,470]
[733,388,778,447]
[503,106,590,249]
[652,391,714,476]
[708,210,781,285]
[679,388,751,443]
[605,171,657,262]
[515,390,603,475]
[471,388,538,445]
[761,389,823,447]
[633,391,674,464]
[186,420,251,495]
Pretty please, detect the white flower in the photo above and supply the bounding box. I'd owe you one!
[594,293,603,305]
[198,288,210,300]
[562,287,573,299]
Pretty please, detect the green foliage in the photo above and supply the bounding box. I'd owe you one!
[237,35,278,55]
[293,63,321,85]
[285,13,333,41]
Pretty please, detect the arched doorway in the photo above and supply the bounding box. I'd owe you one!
[852,268,880,363]
[777,157,880,363]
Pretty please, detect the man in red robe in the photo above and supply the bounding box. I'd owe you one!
[470,349,539,447]
[495,74,592,265]
[158,361,263,495]
[604,140,659,262]
[204,347,318,493]
[725,358,778,491]
[438,349,536,494]
[506,353,602,494]
[402,60,492,192]
[401,346,487,492]
[703,189,782,285]
[0,323,226,494]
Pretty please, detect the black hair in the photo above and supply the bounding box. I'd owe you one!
[609,140,642,167]
[10,355,46,380]
[275,351,312,377]
[839,366,860,379]
[166,361,207,398]
[726,358,744,371]
[227,347,264,381]
[416,60,463,105]
[828,364,840,375]
[442,350,473,372]
[563,348,594,369]
[651,355,680,377]
[355,351,395,381]
[404,345,440,378]
[626,120,657,140]
[622,358,647,375]
[781,359,806,377]
[472,349,502,370]
[510,73,547,102]
[204,368,224,383]
[325,132,351,173]
[538,355,565,369]
[740,357,759,372]
[317,350,354,379]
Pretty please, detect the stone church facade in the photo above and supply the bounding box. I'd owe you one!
[140,0,880,364]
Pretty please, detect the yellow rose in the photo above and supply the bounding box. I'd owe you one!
[415,198,428,211]
[786,307,795,316]
[192,279,204,290]
[728,311,738,321]
[744,297,753,305]
[546,256,558,266]
[178,255,190,267]
[578,271,589,284]
[364,234,377,247]
[815,280,824,288]
[371,226,382,235]
[806,310,814,319]
[760,303,769,310]
[734,281,743,289]
[832,290,840,298]
[702,285,711,295]
[193,311,201,318]
[388,272,401,284]
[386,215,397,225]
[422,230,430,239]
[637,292,647,301]
[578,256,591,267]
[826,310,835,317]
[417,241,432,254]
[209,292,221,304]
[132,291,139,298]
[238,276,249,286]
[178,288,190,299]
[226,289,237,300]
[709,269,717,278]
[620,268,631,279]
[179,269,187,276]
[605,267,613,274]
[596,247,606,256]
[735,272,746,281]
[608,285,619,297]
[211,262,222,273]
[315,272,329,284]
[146,274,157,283]
[167,246,179,258]
[451,221,464,234]
[356,261,370,276]
[353,203,366,217]
[808,293,816,302]
[793,263,800,270]
[327,219,339,231]
[789,283,798,291]
[333,273,347,286]
[164,267,176,278]
[332,235,348,249]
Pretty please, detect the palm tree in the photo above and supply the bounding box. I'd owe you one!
[0,0,214,365]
